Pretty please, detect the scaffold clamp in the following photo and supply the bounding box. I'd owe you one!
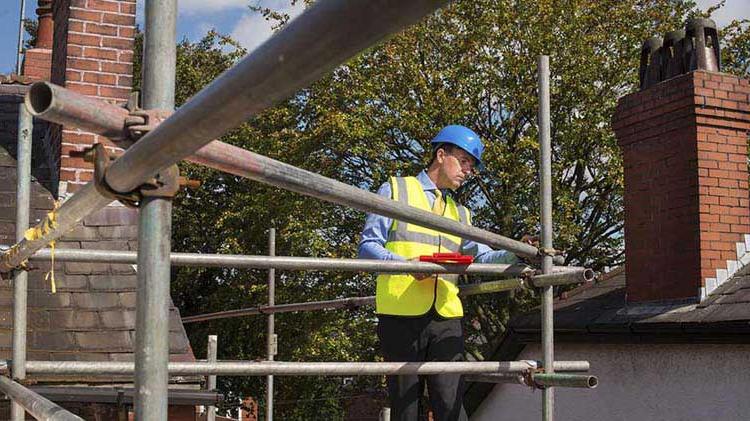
[82,143,180,207]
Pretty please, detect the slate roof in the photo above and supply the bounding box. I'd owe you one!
[0,84,195,384]
[509,266,750,343]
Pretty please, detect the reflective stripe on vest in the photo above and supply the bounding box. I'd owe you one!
[375,176,471,318]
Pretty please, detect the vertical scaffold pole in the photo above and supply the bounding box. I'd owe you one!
[537,55,555,420]
[266,228,277,421]
[206,335,218,421]
[15,0,26,75]
[11,101,32,421]
[134,0,177,419]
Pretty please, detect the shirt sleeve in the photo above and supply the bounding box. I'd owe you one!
[460,209,520,265]
[358,181,406,262]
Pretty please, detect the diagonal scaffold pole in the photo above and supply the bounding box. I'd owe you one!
[1,0,479,275]
[0,376,84,421]
[21,79,543,267]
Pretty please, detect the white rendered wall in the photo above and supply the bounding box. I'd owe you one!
[472,343,750,420]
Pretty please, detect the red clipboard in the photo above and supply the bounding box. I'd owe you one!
[418,252,474,264]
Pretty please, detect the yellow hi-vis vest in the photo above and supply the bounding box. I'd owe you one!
[375,176,472,319]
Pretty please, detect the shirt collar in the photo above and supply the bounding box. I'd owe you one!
[417,170,437,192]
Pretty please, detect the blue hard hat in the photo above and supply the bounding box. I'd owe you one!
[430,125,484,168]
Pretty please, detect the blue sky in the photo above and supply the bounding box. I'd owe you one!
[0,0,748,75]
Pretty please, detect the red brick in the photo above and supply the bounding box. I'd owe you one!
[70,9,103,23]
[117,50,134,63]
[119,2,136,14]
[717,143,738,153]
[85,22,118,36]
[68,20,85,33]
[88,0,120,13]
[68,33,101,47]
[99,86,131,99]
[61,156,94,170]
[101,37,133,50]
[82,72,117,85]
[718,179,739,189]
[118,26,135,38]
[695,87,714,97]
[68,57,101,72]
[65,70,82,82]
[717,161,738,171]
[101,62,132,74]
[78,170,94,182]
[719,196,740,206]
[60,169,77,182]
[65,82,99,96]
[101,12,134,25]
[67,45,83,57]
[117,75,133,87]
[62,132,97,144]
[82,47,118,61]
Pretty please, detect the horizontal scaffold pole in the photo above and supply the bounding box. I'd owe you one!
[20,360,590,376]
[179,268,592,323]
[0,0,451,273]
[465,373,598,389]
[0,376,84,420]
[26,248,592,280]
[182,279,527,323]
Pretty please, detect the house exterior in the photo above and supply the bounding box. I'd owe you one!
[466,25,750,420]
[1,0,218,418]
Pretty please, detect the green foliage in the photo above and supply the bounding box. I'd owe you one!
[722,20,750,77]
[128,1,750,419]
[23,18,38,50]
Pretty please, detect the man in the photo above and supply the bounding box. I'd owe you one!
[358,125,520,421]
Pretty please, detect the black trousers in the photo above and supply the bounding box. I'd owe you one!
[377,310,468,421]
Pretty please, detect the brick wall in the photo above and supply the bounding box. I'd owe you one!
[51,0,136,194]
[613,70,750,302]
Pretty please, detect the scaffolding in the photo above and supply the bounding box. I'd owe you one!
[1,1,598,420]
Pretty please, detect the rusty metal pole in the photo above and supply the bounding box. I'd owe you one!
[266,229,276,421]
[538,55,555,421]
[134,0,177,419]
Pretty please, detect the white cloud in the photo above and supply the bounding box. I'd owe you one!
[179,0,249,15]
[229,1,306,53]
[695,0,750,27]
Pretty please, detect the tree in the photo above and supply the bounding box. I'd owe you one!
[129,1,750,418]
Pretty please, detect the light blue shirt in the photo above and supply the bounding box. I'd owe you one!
[358,170,519,264]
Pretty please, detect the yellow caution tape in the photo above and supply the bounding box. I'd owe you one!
[23,203,60,293]
[44,240,56,294]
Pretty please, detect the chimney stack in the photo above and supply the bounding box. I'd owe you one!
[614,20,750,302]
[22,0,55,81]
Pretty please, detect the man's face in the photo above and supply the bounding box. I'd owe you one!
[436,146,475,190]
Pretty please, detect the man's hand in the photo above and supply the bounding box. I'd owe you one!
[408,257,435,281]
[521,234,539,247]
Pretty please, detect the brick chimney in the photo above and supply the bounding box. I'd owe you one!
[51,0,136,194]
[22,0,54,81]
[614,71,750,302]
